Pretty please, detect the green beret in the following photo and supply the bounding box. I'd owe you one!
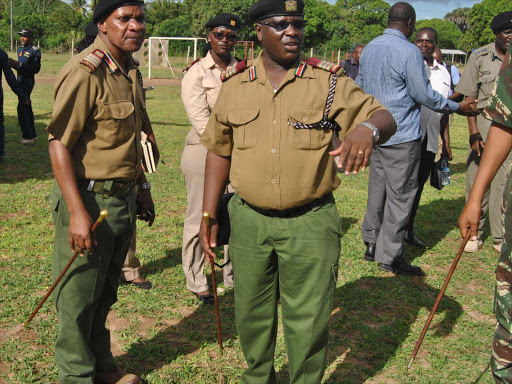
[491,11,512,34]
[248,0,304,23]
[93,0,145,23]
[205,13,242,31]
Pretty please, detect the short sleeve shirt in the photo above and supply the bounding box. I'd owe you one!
[181,51,236,145]
[484,48,512,129]
[456,43,503,110]
[201,53,385,210]
[46,36,144,181]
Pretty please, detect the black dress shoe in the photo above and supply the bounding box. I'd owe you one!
[378,258,424,276]
[405,235,426,248]
[364,243,376,262]
[126,278,152,290]
[193,292,215,304]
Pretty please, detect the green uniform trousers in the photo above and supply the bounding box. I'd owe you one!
[493,166,512,383]
[228,193,341,384]
[49,181,136,383]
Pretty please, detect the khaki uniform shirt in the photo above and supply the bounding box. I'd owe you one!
[47,36,144,181]
[201,54,385,210]
[456,43,503,110]
[181,52,237,145]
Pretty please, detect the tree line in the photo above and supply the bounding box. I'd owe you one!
[0,0,508,54]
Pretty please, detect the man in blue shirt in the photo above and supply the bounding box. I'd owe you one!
[9,29,41,145]
[357,2,476,275]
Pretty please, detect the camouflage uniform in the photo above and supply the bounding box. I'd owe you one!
[484,49,512,383]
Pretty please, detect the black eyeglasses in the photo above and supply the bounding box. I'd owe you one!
[258,20,307,32]
[211,32,238,42]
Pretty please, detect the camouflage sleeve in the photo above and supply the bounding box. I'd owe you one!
[484,49,512,129]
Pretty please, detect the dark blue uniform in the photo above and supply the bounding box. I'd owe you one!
[0,49,26,158]
[15,43,41,140]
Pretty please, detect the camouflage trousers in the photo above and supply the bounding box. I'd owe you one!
[493,167,512,383]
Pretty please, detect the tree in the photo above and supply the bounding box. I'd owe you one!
[71,0,87,16]
[415,18,464,50]
[444,7,471,33]
[466,0,511,49]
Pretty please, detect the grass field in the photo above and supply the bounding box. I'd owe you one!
[0,53,496,383]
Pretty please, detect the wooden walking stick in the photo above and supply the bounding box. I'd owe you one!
[408,230,471,369]
[203,211,224,355]
[25,210,109,328]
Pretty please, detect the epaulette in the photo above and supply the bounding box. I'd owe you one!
[221,60,247,82]
[32,46,39,51]
[473,45,491,58]
[307,57,342,74]
[80,49,106,73]
[183,58,201,74]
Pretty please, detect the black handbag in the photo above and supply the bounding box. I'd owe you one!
[430,158,444,191]
[216,192,234,247]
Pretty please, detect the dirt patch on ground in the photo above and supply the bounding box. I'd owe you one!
[463,305,495,325]
[0,324,38,344]
[107,312,130,332]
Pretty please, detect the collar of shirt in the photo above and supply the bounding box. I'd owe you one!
[491,43,504,62]
[383,28,407,41]
[242,52,315,91]
[203,50,236,71]
[427,59,442,70]
[21,44,33,50]
[350,57,359,66]
[92,35,138,75]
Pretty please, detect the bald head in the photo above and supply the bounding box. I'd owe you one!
[387,2,416,39]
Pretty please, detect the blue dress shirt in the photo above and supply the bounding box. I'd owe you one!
[356,28,459,146]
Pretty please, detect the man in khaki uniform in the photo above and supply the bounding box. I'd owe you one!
[199,0,396,382]
[456,11,512,253]
[46,0,154,382]
[181,13,241,302]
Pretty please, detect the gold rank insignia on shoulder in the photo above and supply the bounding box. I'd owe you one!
[80,49,106,73]
[307,57,341,74]
[285,0,298,12]
[221,60,248,82]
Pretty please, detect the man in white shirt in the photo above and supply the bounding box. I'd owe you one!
[407,27,452,247]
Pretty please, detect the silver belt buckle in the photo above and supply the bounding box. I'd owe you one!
[87,180,96,192]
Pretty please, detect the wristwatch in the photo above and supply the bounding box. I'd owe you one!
[137,182,151,191]
[360,122,379,144]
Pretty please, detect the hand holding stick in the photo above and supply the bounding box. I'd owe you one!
[407,230,471,369]
[25,210,109,328]
[203,212,224,355]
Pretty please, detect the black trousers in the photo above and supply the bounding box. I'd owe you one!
[408,135,436,234]
[18,77,36,140]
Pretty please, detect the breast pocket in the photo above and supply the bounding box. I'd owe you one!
[287,107,330,150]
[227,109,259,149]
[480,74,497,98]
[103,100,135,141]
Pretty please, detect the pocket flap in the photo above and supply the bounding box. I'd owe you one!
[227,109,259,126]
[289,107,324,124]
[105,101,135,120]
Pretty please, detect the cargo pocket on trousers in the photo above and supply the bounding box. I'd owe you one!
[329,263,339,309]
[288,106,330,150]
[227,109,259,149]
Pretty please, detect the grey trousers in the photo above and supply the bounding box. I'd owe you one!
[121,226,140,282]
[466,115,512,245]
[362,139,421,265]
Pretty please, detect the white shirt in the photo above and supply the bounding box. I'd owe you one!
[420,59,451,153]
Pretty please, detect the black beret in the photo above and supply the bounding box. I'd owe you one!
[248,0,304,22]
[17,29,33,38]
[491,11,512,34]
[93,0,145,23]
[206,13,242,31]
[85,21,98,38]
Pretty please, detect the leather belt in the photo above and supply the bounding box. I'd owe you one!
[78,179,135,198]
[244,193,333,218]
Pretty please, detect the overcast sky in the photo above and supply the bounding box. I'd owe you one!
[327,0,483,20]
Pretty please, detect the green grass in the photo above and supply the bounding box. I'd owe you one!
[0,53,498,383]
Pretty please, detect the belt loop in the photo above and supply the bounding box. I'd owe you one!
[103,180,113,199]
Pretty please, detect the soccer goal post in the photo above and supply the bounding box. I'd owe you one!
[147,36,207,79]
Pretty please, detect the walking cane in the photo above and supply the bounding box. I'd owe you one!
[203,212,224,355]
[408,230,471,369]
[25,210,109,328]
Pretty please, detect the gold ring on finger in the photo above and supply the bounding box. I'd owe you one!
[358,150,364,154]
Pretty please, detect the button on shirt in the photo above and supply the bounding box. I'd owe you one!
[181,51,237,145]
[47,36,144,181]
[420,59,451,153]
[201,53,385,210]
[356,28,459,147]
